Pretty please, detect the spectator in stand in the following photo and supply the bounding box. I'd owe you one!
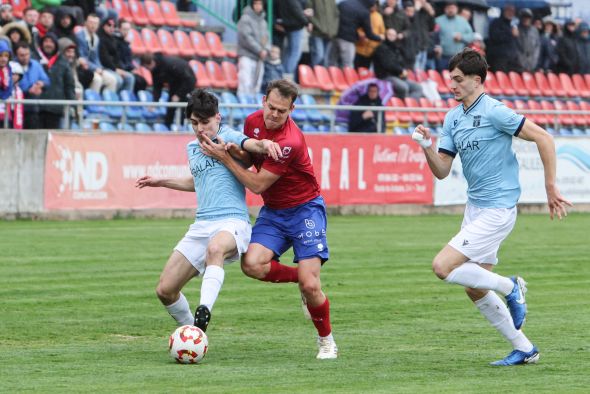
[349,82,383,133]
[306,0,339,67]
[426,23,442,70]
[36,32,75,129]
[117,19,146,93]
[486,4,521,72]
[576,22,590,74]
[62,0,95,20]
[14,41,50,129]
[0,3,15,27]
[76,13,117,92]
[381,0,409,36]
[405,0,435,71]
[354,0,385,69]
[36,8,55,41]
[517,8,540,73]
[374,28,423,99]
[434,0,473,71]
[274,0,311,77]
[537,18,558,72]
[23,8,40,43]
[0,38,14,127]
[261,45,284,93]
[333,0,382,68]
[140,52,195,127]
[53,7,78,44]
[98,16,134,92]
[1,22,33,54]
[58,37,84,101]
[237,0,270,96]
[468,32,485,57]
[556,20,579,75]
[8,61,25,129]
[458,7,472,28]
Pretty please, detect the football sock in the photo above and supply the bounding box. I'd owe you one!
[199,265,225,311]
[261,259,299,283]
[475,291,534,352]
[445,262,515,295]
[307,297,332,337]
[165,292,194,326]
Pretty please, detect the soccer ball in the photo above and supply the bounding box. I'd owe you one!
[168,325,208,364]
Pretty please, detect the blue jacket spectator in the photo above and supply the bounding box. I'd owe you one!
[76,13,102,72]
[434,1,473,70]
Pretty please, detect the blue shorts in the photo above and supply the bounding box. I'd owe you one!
[251,196,329,263]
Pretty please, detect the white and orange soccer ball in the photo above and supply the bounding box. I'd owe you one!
[168,325,208,364]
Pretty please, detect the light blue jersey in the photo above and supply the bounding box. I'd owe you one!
[187,125,250,222]
[438,93,525,208]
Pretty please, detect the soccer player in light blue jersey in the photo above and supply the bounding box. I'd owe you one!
[412,48,572,366]
[136,89,281,333]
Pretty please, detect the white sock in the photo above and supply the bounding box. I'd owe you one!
[165,292,194,326]
[319,333,335,341]
[199,265,225,311]
[475,291,534,352]
[445,263,515,295]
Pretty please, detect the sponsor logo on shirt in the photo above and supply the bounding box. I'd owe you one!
[253,128,260,137]
[282,146,292,157]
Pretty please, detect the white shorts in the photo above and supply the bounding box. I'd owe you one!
[448,203,517,265]
[174,219,252,274]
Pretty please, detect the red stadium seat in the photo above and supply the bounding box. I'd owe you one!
[558,73,579,98]
[427,69,450,95]
[313,65,335,91]
[494,71,516,96]
[145,1,166,27]
[484,71,504,96]
[141,28,162,53]
[553,100,575,126]
[546,72,566,97]
[9,0,30,19]
[189,60,211,88]
[419,97,442,124]
[432,99,448,121]
[156,29,179,56]
[128,0,149,26]
[205,32,227,58]
[357,67,374,80]
[386,97,411,124]
[173,30,195,58]
[571,74,590,98]
[578,100,590,124]
[404,97,426,124]
[298,64,320,89]
[328,66,350,91]
[541,100,571,127]
[521,72,542,97]
[110,0,132,22]
[526,100,549,125]
[136,65,152,87]
[159,1,183,27]
[205,60,227,88]
[584,74,590,94]
[128,28,146,56]
[565,100,587,127]
[507,72,529,97]
[415,70,428,82]
[189,31,212,58]
[447,97,459,108]
[534,72,555,97]
[343,67,359,87]
[441,69,455,92]
[406,69,417,82]
[502,99,516,109]
[221,61,238,90]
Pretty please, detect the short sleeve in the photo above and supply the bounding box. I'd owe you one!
[438,115,457,157]
[489,103,526,137]
[221,128,249,147]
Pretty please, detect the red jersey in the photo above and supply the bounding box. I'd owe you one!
[244,110,320,209]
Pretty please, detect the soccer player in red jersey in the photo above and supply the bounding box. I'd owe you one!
[200,79,337,359]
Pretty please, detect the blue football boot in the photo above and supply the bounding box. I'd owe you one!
[490,346,540,366]
[505,276,527,329]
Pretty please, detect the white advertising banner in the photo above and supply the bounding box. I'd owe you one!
[434,137,590,205]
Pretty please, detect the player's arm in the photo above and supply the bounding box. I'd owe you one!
[242,138,282,161]
[135,176,195,192]
[412,124,454,179]
[517,119,572,219]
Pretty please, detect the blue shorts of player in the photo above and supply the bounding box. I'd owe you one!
[251,196,329,263]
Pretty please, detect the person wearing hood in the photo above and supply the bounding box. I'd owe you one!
[0,38,14,127]
[36,31,75,129]
[237,0,270,96]
[53,7,77,44]
[516,8,540,73]
[537,18,558,72]
[576,22,590,74]
[58,37,83,98]
[98,16,134,92]
[1,21,34,54]
[556,20,579,74]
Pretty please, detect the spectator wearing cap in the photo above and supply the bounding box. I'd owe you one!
[0,3,15,27]
[434,0,473,71]
[537,18,558,72]
[556,20,579,74]
[517,8,540,72]
[576,22,590,74]
[487,4,521,72]
[354,0,385,69]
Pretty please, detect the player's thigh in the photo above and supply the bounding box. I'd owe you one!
[159,250,199,293]
[207,219,251,265]
[298,257,322,285]
[207,231,238,263]
[289,198,329,264]
[243,242,276,266]
[247,212,291,264]
[432,244,470,278]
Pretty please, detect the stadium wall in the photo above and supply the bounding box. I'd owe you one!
[1,131,588,219]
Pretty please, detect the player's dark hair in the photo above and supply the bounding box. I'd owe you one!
[266,79,299,105]
[186,89,218,120]
[448,47,488,83]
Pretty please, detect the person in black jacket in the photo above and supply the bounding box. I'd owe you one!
[486,5,521,72]
[556,20,580,75]
[116,19,146,93]
[273,0,311,76]
[98,17,135,92]
[141,52,196,127]
[349,82,382,133]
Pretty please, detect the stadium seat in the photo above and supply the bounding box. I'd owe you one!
[507,72,529,97]
[128,28,147,56]
[343,67,359,87]
[313,65,335,91]
[128,0,149,26]
[526,100,549,125]
[83,89,106,116]
[300,94,330,123]
[221,61,238,90]
[158,1,183,27]
[117,122,135,132]
[135,122,153,132]
[558,73,580,98]
[144,0,165,27]
[141,28,163,54]
[406,69,417,82]
[546,72,566,97]
[136,90,160,121]
[328,66,350,91]
[157,29,180,56]
[441,70,454,92]
[357,67,374,80]
[540,100,567,127]
[418,97,442,125]
[565,100,587,127]
[427,69,450,95]
[483,71,504,96]
[298,64,320,89]
[189,60,211,88]
[220,92,246,122]
[205,60,228,88]
[291,97,308,123]
[9,0,30,19]
[386,97,411,124]
[102,90,124,119]
[119,90,143,120]
[578,101,590,125]
[404,97,426,124]
[553,100,575,127]
[447,97,459,108]
[432,99,449,121]
[521,72,542,97]
[494,71,516,96]
[571,74,590,99]
[534,71,555,97]
[173,30,195,58]
[135,65,152,87]
[415,70,428,82]
[189,31,212,58]
[153,123,170,132]
[99,121,117,131]
[502,99,516,109]
[205,32,227,58]
[110,0,132,22]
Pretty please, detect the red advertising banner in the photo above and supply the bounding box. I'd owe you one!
[44,133,432,211]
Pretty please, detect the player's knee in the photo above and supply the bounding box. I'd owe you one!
[465,287,487,302]
[155,282,177,305]
[432,257,450,280]
[240,259,265,279]
[206,242,224,261]
[298,278,320,299]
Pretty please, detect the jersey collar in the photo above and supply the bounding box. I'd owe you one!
[463,93,486,115]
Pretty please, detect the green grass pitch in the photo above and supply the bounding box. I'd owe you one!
[1,214,589,393]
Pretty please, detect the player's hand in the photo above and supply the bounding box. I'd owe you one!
[200,134,228,161]
[412,124,433,148]
[261,139,282,161]
[135,175,160,188]
[546,184,573,220]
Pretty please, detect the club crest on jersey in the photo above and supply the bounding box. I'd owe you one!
[282,146,292,157]
[473,115,481,127]
[454,120,458,127]
[253,128,260,137]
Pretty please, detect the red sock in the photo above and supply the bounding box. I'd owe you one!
[307,297,332,337]
[261,260,299,283]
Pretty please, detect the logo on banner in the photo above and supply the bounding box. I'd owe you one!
[557,145,590,172]
[53,144,109,200]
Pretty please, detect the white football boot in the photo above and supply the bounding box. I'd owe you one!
[316,336,338,360]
